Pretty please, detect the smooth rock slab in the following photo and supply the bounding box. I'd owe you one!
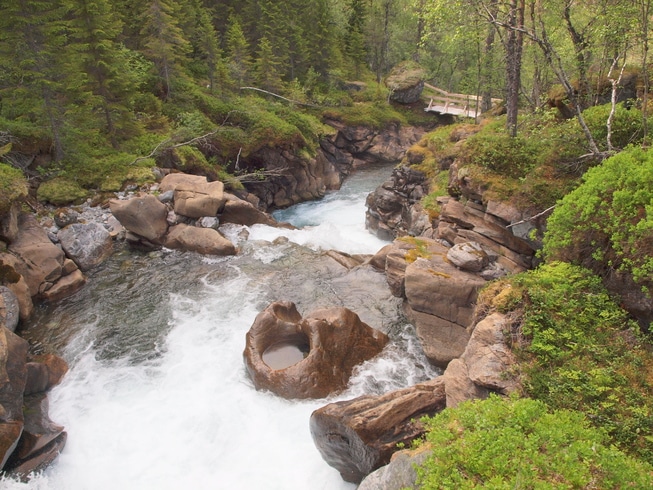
[109,195,168,241]
[163,224,236,256]
[244,301,388,399]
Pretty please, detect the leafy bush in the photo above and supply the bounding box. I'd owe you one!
[462,129,540,179]
[416,395,653,489]
[489,262,653,463]
[543,146,653,291]
[0,163,28,213]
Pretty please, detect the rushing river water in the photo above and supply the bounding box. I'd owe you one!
[3,164,439,490]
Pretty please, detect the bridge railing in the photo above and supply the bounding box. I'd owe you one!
[423,83,501,118]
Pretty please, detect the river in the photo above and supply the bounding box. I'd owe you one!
[3,164,439,490]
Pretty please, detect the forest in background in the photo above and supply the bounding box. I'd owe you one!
[2,0,652,198]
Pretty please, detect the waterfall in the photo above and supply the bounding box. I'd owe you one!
[3,165,438,490]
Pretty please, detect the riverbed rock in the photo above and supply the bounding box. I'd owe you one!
[0,326,29,469]
[0,255,33,321]
[442,311,520,407]
[357,446,431,490]
[40,269,86,303]
[244,301,389,399]
[173,179,225,219]
[0,202,20,244]
[0,287,19,332]
[219,196,277,227]
[58,222,113,272]
[8,214,65,297]
[109,195,169,242]
[310,377,446,483]
[447,241,489,272]
[163,224,236,256]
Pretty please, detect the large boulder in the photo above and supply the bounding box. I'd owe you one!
[4,394,66,479]
[0,326,29,469]
[310,377,446,483]
[173,179,226,219]
[57,222,113,272]
[442,312,520,407]
[163,224,236,256]
[109,195,168,241]
[219,197,277,227]
[0,255,33,320]
[244,301,389,399]
[379,237,487,367]
[357,446,431,490]
[0,286,19,332]
[8,214,65,297]
[385,61,426,104]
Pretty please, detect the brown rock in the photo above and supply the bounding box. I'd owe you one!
[310,377,446,483]
[41,269,86,303]
[8,214,64,296]
[0,326,29,469]
[5,431,67,480]
[441,357,488,408]
[109,195,169,241]
[24,354,68,395]
[12,394,65,460]
[244,301,389,399]
[158,173,208,193]
[219,198,277,227]
[174,180,225,218]
[0,254,33,320]
[0,202,20,244]
[163,224,236,256]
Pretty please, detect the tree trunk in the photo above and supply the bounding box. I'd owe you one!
[505,0,525,137]
[481,0,498,113]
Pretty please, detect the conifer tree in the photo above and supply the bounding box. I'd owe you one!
[191,2,226,92]
[139,0,190,100]
[225,16,252,87]
[253,37,284,92]
[64,0,138,147]
[0,0,69,161]
[345,0,368,77]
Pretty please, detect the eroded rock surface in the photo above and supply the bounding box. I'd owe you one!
[244,301,388,399]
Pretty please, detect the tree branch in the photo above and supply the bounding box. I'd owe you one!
[506,205,556,228]
[239,86,320,107]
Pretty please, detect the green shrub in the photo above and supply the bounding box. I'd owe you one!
[416,395,653,489]
[495,262,653,463]
[543,146,653,291]
[462,130,539,179]
[37,177,89,205]
[0,163,28,213]
[321,101,407,128]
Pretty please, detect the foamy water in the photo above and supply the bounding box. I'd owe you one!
[2,165,439,489]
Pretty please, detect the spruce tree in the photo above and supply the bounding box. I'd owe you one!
[225,16,252,87]
[0,0,69,160]
[253,37,284,93]
[64,0,138,147]
[345,0,368,78]
[139,0,190,100]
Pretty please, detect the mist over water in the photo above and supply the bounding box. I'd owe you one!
[4,165,439,490]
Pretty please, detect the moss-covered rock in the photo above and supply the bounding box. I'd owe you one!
[0,164,28,214]
[36,178,89,206]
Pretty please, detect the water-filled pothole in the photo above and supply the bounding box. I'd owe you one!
[262,338,310,370]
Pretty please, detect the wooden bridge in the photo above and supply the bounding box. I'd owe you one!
[424,83,501,119]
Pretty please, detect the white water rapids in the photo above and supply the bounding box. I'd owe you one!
[3,165,439,490]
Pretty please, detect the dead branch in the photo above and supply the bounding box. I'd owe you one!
[240,86,320,107]
[506,205,556,228]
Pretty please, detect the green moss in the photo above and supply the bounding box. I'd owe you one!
[37,177,89,206]
[0,163,28,214]
[322,101,407,129]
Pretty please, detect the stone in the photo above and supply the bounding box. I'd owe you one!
[0,287,19,332]
[447,241,489,272]
[0,202,20,244]
[109,195,169,241]
[158,173,208,193]
[58,222,113,271]
[12,394,65,461]
[24,354,68,395]
[219,198,277,227]
[8,214,64,297]
[0,254,33,320]
[5,430,67,480]
[0,326,29,469]
[53,208,79,229]
[163,224,236,256]
[441,358,488,408]
[310,377,446,483]
[174,180,226,219]
[41,269,86,303]
[244,301,389,399]
[357,446,432,490]
[385,61,426,104]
